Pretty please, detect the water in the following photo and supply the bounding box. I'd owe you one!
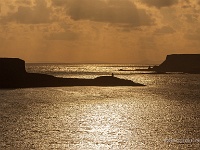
[0,64,200,149]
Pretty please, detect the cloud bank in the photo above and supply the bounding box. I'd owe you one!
[2,0,51,24]
[0,0,200,63]
[52,0,153,26]
[140,0,179,8]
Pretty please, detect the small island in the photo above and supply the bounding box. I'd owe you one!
[134,54,200,74]
[0,58,144,88]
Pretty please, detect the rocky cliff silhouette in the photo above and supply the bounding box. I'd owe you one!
[152,54,200,73]
[0,58,144,88]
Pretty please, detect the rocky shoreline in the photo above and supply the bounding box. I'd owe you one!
[0,58,144,88]
[132,54,200,74]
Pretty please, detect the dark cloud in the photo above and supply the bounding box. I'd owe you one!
[52,0,153,26]
[154,26,175,35]
[141,0,179,8]
[2,0,52,24]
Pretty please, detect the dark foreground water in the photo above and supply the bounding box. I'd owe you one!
[0,64,200,149]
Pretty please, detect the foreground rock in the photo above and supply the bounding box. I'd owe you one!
[0,58,144,88]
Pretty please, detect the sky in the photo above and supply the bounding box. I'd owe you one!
[0,0,200,63]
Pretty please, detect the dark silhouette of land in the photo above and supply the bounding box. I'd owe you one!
[134,54,200,74]
[0,58,144,88]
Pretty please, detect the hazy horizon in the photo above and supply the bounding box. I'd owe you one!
[1,0,200,63]
[24,58,162,64]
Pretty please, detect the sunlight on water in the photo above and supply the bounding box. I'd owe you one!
[26,64,142,78]
[1,86,200,149]
[1,64,200,149]
[26,86,198,149]
[62,99,136,149]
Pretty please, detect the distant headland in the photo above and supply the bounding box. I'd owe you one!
[134,54,200,74]
[0,58,144,88]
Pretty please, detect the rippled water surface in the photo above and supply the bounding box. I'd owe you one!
[0,64,200,149]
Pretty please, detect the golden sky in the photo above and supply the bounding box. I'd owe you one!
[0,0,200,63]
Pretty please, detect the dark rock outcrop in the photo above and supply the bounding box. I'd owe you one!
[0,58,26,76]
[0,58,144,88]
[152,54,200,73]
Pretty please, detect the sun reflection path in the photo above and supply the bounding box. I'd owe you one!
[60,98,147,149]
[54,86,188,149]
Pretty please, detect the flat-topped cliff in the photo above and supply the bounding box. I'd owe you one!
[152,54,200,73]
[0,58,26,75]
[0,58,144,88]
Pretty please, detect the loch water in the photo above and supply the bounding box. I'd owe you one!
[0,64,200,149]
